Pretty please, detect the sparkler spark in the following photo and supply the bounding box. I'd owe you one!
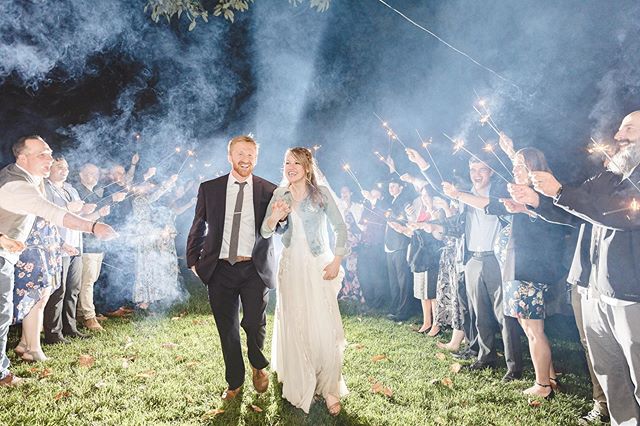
[603,198,640,216]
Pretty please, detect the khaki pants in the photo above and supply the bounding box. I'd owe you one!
[78,253,104,321]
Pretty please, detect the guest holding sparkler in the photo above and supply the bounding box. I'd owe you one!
[513,111,640,424]
[439,156,523,381]
[392,185,444,334]
[488,145,573,399]
[43,156,93,343]
[75,163,113,331]
[337,185,364,303]
[358,186,389,309]
[384,179,418,321]
[129,175,183,310]
[0,136,116,384]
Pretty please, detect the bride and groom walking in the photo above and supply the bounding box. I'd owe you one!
[186,135,348,416]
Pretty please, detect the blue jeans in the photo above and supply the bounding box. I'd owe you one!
[0,256,15,380]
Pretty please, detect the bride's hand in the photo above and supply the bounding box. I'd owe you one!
[271,199,291,222]
[322,259,341,280]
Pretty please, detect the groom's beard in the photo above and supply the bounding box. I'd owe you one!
[608,142,640,176]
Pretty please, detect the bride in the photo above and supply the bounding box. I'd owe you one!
[261,147,349,416]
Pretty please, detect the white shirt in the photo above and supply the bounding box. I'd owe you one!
[219,174,255,259]
[465,185,500,252]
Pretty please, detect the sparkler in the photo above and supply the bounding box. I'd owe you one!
[442,132,510,183]
[373,151,402,177]
[602,198,640,216]
[362,218,384,227]
[415,129,444,183]
[177,149,196,175]
[478,135,514,178]
[373,113,409,149]
[156,146,183,169]
[590,137,640,195]
[342,163,365,192]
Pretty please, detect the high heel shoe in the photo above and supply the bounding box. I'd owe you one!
[535,382,555,401]
[21,350,49,363]
[549,377,560,392]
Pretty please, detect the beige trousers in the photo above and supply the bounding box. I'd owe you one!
[77,253,104,321]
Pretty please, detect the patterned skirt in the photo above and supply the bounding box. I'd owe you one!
[503,280,547,320]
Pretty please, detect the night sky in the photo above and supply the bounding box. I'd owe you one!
[1,0,639,188]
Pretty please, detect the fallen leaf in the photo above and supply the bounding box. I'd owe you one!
[357,317,363,322]
[192,319,204,325]
[202,408,225,419]
[185,361,200,368]
[528,399,542,408]
[94,380,107,389]
[54,390,71,401]
[175,355,185,362]
[78,354,95,368]
[136,370,156,379]
[435,353,447,361]
[28,367,39,374]
[355,343,365,350]
[249,404,263,413]
[178,310,187,318]
[429,378,439,385]
[371,354,388,362]
[162,342,178,349]
[441,377,454,388]
[122,359,130,369]
[371,381,383,393]
[383,386,393,397]
[171,316,181,321]
[123,336,134,350]
[39,368,53,379]
[450,363,462,374]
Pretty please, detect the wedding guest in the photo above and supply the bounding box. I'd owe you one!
[358,187,388,309]
[12,216,65,361]
[337,185,364,303]
[0,136,116,384]
[75,163,112,331]
[43,156,91,343]
[262,147,348,416]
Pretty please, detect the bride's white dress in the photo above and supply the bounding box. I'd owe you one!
[272,209,348,413]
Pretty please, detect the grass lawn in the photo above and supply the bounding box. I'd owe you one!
[1,279,593,425]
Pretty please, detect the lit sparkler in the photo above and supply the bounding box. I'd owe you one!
[373,151,401,177]
[442,132,510,183]
[603,198,640,216]
[342,163,365,192]
[373,113,409,149]
[416,129,444,183]
[478,135,514,178]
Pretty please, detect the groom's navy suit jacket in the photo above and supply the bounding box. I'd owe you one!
[186,173,277,288]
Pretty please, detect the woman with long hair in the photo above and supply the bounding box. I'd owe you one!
[489,144,571,399]
[262,147,349,416]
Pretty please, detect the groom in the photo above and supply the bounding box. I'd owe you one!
[187,135,278,401]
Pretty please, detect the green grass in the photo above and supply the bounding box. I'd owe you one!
[1,279,593,425]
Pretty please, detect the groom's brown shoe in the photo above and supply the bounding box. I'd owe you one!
[252,367,269,393]
[221,386,242,401]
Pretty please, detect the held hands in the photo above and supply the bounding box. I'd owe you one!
[143,167,157,181]
[270,199,291,222]
[322,258,341,280]
[530,172,561,198]
[405,148,429,170]
[442,182,460,200]
[400,173,414,184]
[98,205,111,217]
[507,183,540,207]
[0,235,26,254]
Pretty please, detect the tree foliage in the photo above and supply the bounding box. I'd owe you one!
[145,0,331,30]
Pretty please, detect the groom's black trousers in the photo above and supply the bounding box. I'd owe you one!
[207,259,269,390]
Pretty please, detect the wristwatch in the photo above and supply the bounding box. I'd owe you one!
[553,184,563,201]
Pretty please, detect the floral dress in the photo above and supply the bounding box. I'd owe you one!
[338,206,364,303]
[13,218,62,324]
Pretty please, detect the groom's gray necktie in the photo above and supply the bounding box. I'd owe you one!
[228,181,247,265]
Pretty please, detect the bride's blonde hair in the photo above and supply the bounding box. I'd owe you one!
[286,147,324,207]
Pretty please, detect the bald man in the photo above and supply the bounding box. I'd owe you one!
[512,111,640,425]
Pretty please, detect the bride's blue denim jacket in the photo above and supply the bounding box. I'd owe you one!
[260,185,348,257]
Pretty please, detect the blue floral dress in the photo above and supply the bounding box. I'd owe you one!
[13,218,62,324]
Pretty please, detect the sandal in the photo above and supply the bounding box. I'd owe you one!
[525,382,554,401]
[325,394,341,417]
[549,377,560,391]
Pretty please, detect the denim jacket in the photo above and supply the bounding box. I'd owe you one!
[260,185,348,257]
